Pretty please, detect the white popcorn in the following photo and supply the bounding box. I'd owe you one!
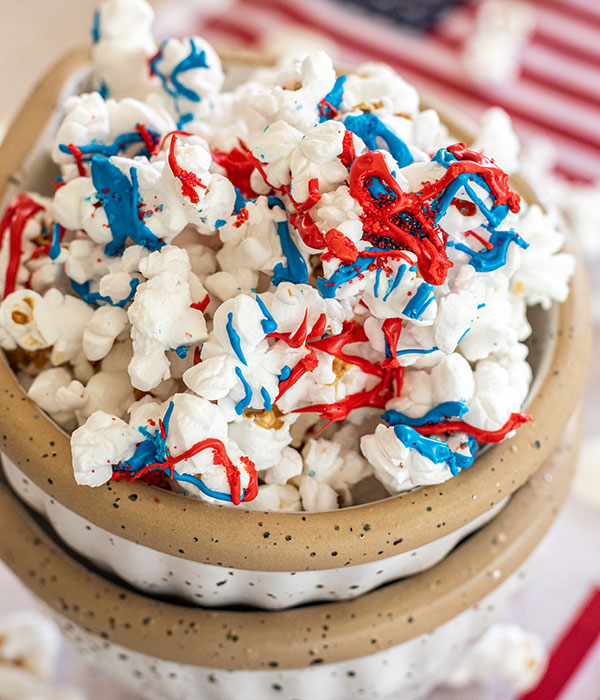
[245,483,302,512]
[216,197,286,278]
[249,51,336,131]
[299,474,340,511]
[92,0,157,100]
[44,290,95,366]
[165,394,255,502]
[302,436,372,507]
[77,370,134,423]
[82,306,128,361]
[0,291,58,351]
[157,133,236,235]
[52,92,175,174]
[27,368,88,430]
[128,246,207,391]
[447,624,547,693]
[471,108,521,175]
[0,611,61,681]
[71,411,139,486]
[250,120,350,203]
[263,446,304,485]
[361,425,474,494]
[511,204,575,309]
[0,609,87,700]
[464,351,531,432]
[463,0,536,86]
[150,37,224,122]
[229,410,296,471]
[342,62,419,117]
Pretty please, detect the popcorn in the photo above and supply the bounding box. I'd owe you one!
[0,0,575,510]
[27,368,88,430]
[245,483,302,512]
[92,0,157,100]
[0,610,87,700]
[0,291,58,352]
[51,92,175,178]
[71,411,139,486]
[462,0,536,86]
[360,425,475,494]
[127,246,207,391]
[149,37,224,124]
[248,51,337,131]
[447,624,547,692]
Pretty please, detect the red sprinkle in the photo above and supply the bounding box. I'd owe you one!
[232,207,249,228]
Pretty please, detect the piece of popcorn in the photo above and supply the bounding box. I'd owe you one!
[71,411,139,486]
[128,246,207,391]
[82,306,128,361]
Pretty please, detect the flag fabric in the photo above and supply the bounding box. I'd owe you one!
[183,0,600,185]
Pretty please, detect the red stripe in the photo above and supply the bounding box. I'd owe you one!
[239,0,600,157]
[553,164,595,184]
[534,29,600,71]
[517,588,600,700]
[202,14,259,44]
[526,0,600,34]
[432,29,600,113]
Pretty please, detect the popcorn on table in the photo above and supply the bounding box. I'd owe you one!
[0,610,86,700]
[0,0,574,511]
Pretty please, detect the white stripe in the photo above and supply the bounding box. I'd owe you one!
[510,121,600,181]
[523,44,600,101]
[535,8,600,58]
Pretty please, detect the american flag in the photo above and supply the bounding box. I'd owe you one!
[158,0,600,186]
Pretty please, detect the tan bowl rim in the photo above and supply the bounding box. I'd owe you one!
[0,415,578,670]
[0,49,591,572]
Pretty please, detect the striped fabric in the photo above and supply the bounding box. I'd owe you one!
[186,0,600,185]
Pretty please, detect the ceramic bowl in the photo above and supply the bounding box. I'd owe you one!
[0,417,578,700]
[0,50,591,610]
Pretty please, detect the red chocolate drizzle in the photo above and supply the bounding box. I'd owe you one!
[0,194,44,298]
[168,133,207,204]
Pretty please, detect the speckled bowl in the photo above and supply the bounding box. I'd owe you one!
[0,49,591,610]
[0,417,578,700]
